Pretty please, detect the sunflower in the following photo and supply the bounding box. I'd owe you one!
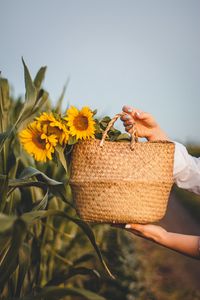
[19,121,58,162]
[65,106,95,140]
[36,112,69,145]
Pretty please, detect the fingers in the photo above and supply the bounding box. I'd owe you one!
[120,108,135,133]
[120,114,134,133]
[120,114,132,122]
[121,105,144,124]
[120,115,134,127]
[122,105,134,113]
[122,106,136,119]
[110,223,143,236]
[125,224,143,231]
[122,105,150,120]
[125,224,147,236]
[122,105,141,116]
[135,111,151,121]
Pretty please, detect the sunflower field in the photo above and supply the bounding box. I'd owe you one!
[0,60,155,300]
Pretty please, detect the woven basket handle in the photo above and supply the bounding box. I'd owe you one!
[99,112,138,150]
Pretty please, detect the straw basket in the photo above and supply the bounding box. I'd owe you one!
[69,112,175,224]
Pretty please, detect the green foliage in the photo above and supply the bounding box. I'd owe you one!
[82,226,156,300]
[0,60,151,300]
[94,116,130,142]
[0,60,113,299]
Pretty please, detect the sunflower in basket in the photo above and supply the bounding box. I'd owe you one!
[19,106,96,162]
[64,106,96,140]
[19,105,130,163]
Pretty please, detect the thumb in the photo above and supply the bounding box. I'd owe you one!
[125,224,143,231]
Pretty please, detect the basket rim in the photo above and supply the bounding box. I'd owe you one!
[69,179,174,184]
[77,138,175,145]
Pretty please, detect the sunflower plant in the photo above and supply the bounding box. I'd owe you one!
[0,60,115,300]
[0,59,154,300]
[19,103,130,167]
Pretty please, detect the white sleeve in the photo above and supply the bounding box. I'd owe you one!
[173,141,200,195]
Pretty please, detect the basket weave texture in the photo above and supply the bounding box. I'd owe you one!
[70,136,175,224]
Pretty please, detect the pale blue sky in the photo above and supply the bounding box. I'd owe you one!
[1,0,200,143]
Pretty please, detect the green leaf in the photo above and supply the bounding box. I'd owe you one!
[21,286,106,300]
[51,183,74,207]
[95,132,103,140]
[45,266,100,286]
[55,145,68,173]
[0,213,16,232]
[0,219,27,289]
[15,209,114,279]
[8,170,73,209]
[34,66,47,90]
[0,78,13,153]
[92,109,97,116]
[43,210,115,279]
[32,187,48,211]
[0,130,9,145]
[18,167,63,186]
[15,243,31,298]
[0,235,11,264]
[63,215,114,279]
[100,122,109,130]
[94,120,102,132]
[0,174,9,211]
[21,211,46,225]
[67,135,77,145]
[17,90,49,131]
[116,133,131,141]
[0,128,14,156]
[0,78,11,132]
[14,60,48,130]
[8,179,47,189]
[101,116,111,123]
[8,172,61,210]
[73,253,95,266]
[22,57,36,103]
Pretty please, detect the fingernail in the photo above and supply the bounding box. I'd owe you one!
[122,105,133,113]
[125,224,131,229]
[124,114,131,120]
[135,112,140,116]
[127,124,133,129]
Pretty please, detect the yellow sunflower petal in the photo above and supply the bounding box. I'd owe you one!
[37,112,69,146]
[65,106,95,140]
[18,121,58,162]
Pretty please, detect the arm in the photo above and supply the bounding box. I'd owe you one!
[119,105,200,258]
[124,224,200,259]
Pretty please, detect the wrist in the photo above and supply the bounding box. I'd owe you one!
[147,127,169,141]
[159,231,171,246]
[151,228,169,245]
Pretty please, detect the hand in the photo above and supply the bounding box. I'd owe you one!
[121,105,169,141]
[124,223,168,244]
[117,223,200,259]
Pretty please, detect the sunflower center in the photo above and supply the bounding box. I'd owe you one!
[32,135,46,149]
[48,126,60,136]
[73,114,89,131]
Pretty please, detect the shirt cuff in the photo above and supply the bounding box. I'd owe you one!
[172,141,189,177]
